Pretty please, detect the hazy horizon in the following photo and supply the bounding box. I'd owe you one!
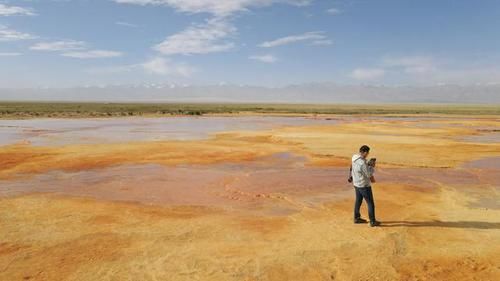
[1,83,499,104]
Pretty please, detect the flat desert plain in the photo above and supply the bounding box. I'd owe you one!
[0,114,499,281]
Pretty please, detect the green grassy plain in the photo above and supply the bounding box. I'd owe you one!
[0,102,498,118]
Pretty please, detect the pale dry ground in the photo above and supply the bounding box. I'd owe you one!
[0,115,499,281]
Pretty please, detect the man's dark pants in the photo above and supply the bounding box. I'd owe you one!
[354,186,376,222]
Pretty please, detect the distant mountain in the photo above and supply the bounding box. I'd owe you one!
[0,83,499,103]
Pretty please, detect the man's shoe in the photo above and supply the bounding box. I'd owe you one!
[354,218,368,224]
[370,221,381,227]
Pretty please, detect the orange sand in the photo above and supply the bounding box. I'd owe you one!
[0,115,499,280]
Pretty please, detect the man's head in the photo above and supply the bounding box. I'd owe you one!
[359,145,370,159]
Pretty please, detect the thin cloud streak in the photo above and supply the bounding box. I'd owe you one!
[62,50,123,59]
[249,54,277,63]
[30,40,87,51]
[115,21,139,28]
[326,8,341,15]
[0,25,37,41]
[0,52,22,56]
[259,31,329,47]
[0,4,35,16]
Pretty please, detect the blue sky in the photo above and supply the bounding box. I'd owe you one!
[1,0,500,88]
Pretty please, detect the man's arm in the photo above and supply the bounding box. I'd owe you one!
[360,162,373,177]
[360,162,375,182]
[367,164,376,183]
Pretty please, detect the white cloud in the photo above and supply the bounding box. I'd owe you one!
[112,0,311,17]
[0,25,36,41]
[141,57,196,76]
[249,54,277,63]
[0,4,35,16]
[154,18,235,55]
[116,0,313,61]
[350,68,385,80]
[259,31,329,47]
[62,50,123,59]
[30,40,87,51]
[326,8,341,15]
[383,56,436,74]
[0,52,22,56]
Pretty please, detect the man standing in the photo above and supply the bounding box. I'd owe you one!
[351,145,381,227]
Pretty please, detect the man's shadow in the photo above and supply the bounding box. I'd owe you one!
[381,220,500,230]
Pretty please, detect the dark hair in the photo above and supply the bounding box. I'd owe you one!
[359,145,370,153]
